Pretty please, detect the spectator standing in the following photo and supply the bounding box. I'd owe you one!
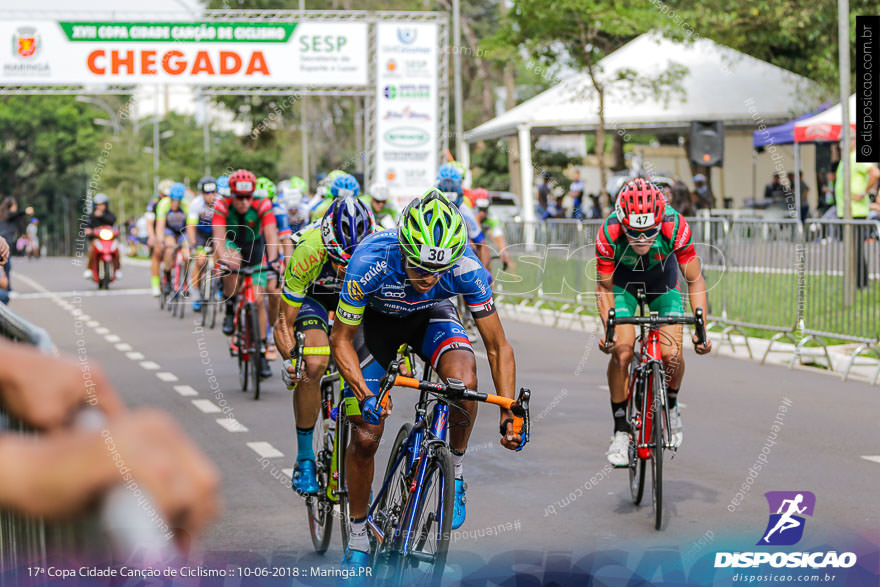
[787,171,810,221]
[0,236,9,304]
[0,198,26,293]
[569,170,585,219]
[764,173,786,203]
[692,174,715,210]
[834,139,880,289]
[536,171,552,218]
[585,194,603,219]
[818,171,836,216]
[669,178,696,216]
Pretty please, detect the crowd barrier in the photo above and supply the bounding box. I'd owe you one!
[497,216,880,384]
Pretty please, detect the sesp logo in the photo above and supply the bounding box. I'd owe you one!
[759,491,816,546]
[397,27,417,45]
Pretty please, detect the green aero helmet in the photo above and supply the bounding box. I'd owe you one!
[255,177,277,200]
[398,188,468,271]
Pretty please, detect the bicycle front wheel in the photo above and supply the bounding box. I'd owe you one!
[395,444,453,584]
[238,305,248,392]
[651,362,665,531]
[307,399,334,553]
[627,367,646,506]
[246,301,262,400]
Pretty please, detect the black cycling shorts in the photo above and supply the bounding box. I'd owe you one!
[363,299,473,370]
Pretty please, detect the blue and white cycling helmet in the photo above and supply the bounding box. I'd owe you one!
[329,173,360,200]
[320,196,375,264]
[436,163,463,207]
[217,176,230,197]
[169,182,186,200]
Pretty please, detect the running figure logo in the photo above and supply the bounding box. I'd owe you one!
[758,491,816,546]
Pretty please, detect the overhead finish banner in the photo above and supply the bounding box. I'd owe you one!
[0,21,368,85]
[375,22,439,202]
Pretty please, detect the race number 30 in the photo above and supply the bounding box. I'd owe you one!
[419,246,452,264]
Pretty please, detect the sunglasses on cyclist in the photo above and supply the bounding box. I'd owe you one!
[404,257,449,277]
[233,193,253,200]
[624,225,661,240]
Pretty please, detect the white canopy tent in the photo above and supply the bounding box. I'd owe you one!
[794,94,856,143]
[464,32,820,223]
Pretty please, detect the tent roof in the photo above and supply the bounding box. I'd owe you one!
[753,101,833,148]
[465,33,820,143]
[793,94,856,143]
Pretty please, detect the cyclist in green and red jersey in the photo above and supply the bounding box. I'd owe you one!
[212,169,280,378]
[595,178,711,467]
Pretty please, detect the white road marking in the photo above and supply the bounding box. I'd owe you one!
[9,288,153,300]
[861,455,880,464]
[247,442,284,458]
[126,351,145,360]
[95,327,110,334]
[192,399,222,414]
[156,372,178,382]
[139,361,160,370]
[174,385,199,397]
[115,343,132,351]
[104,334,121,343]
[216,418,248,432]
[87,320,100,327]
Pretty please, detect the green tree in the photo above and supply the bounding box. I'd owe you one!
[488,0,686,195]
[668,0,877,93]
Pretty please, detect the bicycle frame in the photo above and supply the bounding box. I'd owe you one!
[366,393,449,556]
[629,327,668,460]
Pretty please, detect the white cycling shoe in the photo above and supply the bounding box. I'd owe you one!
[669,405,683,448]
[606,431,630,468]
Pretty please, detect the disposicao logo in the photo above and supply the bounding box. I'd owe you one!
[759,491,815,546]
[714,491,857,570]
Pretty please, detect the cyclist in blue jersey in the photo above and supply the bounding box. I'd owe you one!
[187,176,218,312]
[436,163,491,270]
[330,188,524,571]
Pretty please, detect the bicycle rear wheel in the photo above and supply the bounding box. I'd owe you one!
[246,301,262,400]
[627,368,646,506]
[395,444,453,585]
[337,407,354,552]
[651,363,665,531]
[307,399,334,553]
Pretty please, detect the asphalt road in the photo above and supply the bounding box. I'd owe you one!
[6,257,880,584]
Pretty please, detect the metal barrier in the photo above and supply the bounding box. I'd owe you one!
[802,218,880,381]
[0,303,55,581]
[0,304,176,580]
[498,216,880,383]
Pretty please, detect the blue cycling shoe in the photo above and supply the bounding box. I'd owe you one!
[192,300,202,312]
[452,478,467,530]
[291,459,319,495]
[341,548,371,583]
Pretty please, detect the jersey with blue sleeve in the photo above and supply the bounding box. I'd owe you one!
[457,203,485,244]
[336,229,495,326]
[272,201,292,237]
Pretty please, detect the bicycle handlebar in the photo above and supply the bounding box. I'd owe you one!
[292,331,331,381]
[215,261,278,277]
[604,307,706,351]
[375,361,531,448]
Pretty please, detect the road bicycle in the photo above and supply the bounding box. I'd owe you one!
[169,250,191,320]
[348,359,531,582]
[604,289,706,530]
[289,331,341,554]
[219,262,274,400]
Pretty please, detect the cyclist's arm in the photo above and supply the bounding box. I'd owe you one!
[329,320,372,402]
[211,202,231,263]
[474,312,518,437]
[595,271,615,334]
[472,240,491,269]
[275,304,299,361]
[492,233,509,263]
[155,215,166,239]
[679,258,708,317]
[186,203,200,246]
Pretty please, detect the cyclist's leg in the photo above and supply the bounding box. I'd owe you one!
[221,242,243,311]
[293,303,330,430]
[652,289,686,392]
[161,233,176,280]
[150,231,163,289]
[191,232,209,298]
[179,234,190,266]
[344,310,407,542]
[609,286,638,407]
